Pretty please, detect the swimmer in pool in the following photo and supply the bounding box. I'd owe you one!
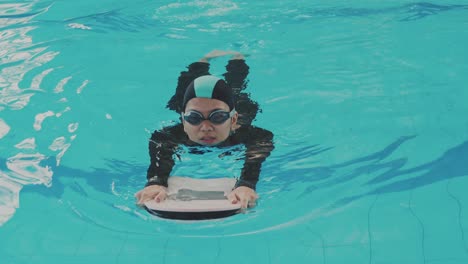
[135,50,274,209]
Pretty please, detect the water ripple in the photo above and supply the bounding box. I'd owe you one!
[0,118,10,138]
[59,9,157,33]
[0,1,83,226]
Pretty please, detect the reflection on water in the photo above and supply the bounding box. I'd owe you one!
[268,136,468,208]
[297,2,468,21]
[1,133,465,236]
[1,3,468,264]
[0,2,84,225]
[1,0,468,235]
[59,9,157,33]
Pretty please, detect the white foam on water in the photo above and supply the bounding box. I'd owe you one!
[0,175,22,225]
[154,0,239,22]
[30,68,54,90]
[54,76,72,93]
[68,122,79,133]
[55,106,71,117]
[164,33,188,39]
[49,136,72,166]
[68,23,92,30]
[76,80,89,94]
[14,137,36,149]
[33,110,55,131]
[0,1,71,227]
[0,92,35,110]
[0,118,10,139]
[114,204,132,212]
[5,152,53,186]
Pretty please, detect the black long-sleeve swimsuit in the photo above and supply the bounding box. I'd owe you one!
[145,59,274,190]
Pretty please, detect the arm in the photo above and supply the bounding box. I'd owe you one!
[236,126,275,190]
[146,124,184,187]
[227,126,274,208]
[223,57,249,93]
[223,54,270,185]
[136,125,184,205]
[223,58,260,126]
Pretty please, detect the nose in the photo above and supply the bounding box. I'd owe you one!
[199,120,214,131]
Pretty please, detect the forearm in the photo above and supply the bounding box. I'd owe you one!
[237,147,272,190]
[145,129,180,187]
[237,163,261,190]
[236,127,275,190]
[146,159,173,187]
[146,162,173,188]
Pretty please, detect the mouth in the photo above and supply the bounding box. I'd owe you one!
[199,136,217,144]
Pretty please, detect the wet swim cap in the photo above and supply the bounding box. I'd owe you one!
[182,75,234,111]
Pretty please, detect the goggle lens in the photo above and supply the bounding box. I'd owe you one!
[183,110,234,125]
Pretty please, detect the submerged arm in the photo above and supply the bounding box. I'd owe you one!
[236,126,275,190]
[146,125,184,187]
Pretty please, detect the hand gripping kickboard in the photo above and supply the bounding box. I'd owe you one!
[144,176,241,220]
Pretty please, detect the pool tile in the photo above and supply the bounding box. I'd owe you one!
[28,255,118,264]
[215,234,270,264]
[163,236,220,264]
[117,232,168,256]
[323,244,370,264]
[368,191,425,263]
[73,225,127,256]
[410,180,468,260]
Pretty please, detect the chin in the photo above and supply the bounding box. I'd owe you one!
[198,140,220,146]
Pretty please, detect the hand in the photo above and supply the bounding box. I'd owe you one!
[134,185,168,206]
[227,186,258,209]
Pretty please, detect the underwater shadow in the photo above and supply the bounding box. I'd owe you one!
[265,136,468,207]
[0,156,147,200]
[2,136,467,211]
[297,2,468,22]
[38,9,158,33]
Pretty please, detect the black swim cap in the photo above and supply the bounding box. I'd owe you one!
[182,75,234,111]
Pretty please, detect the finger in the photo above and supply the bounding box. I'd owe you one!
[226,192,237,203]
[134,190,142,199]
[136,192,146,204]
[154,191,165,203]
[240,197,249,209]
[137,194,149,205]
[138,191,158,204]
[251,194,258,202]
[156,189,168,202]
[234,193,242,204]
[232,196,240,204]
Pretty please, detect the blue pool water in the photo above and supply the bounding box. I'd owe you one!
[1,0,468,263]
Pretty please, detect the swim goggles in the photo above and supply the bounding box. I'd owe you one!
[182,109,236,125]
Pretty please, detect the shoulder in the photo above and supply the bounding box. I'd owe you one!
[150,123,185,141]
[233,125,274,142]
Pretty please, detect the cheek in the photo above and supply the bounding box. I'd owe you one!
[218,123,232,137]
[183,124,195,137]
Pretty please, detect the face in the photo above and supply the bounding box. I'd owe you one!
[183,98,238,146]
